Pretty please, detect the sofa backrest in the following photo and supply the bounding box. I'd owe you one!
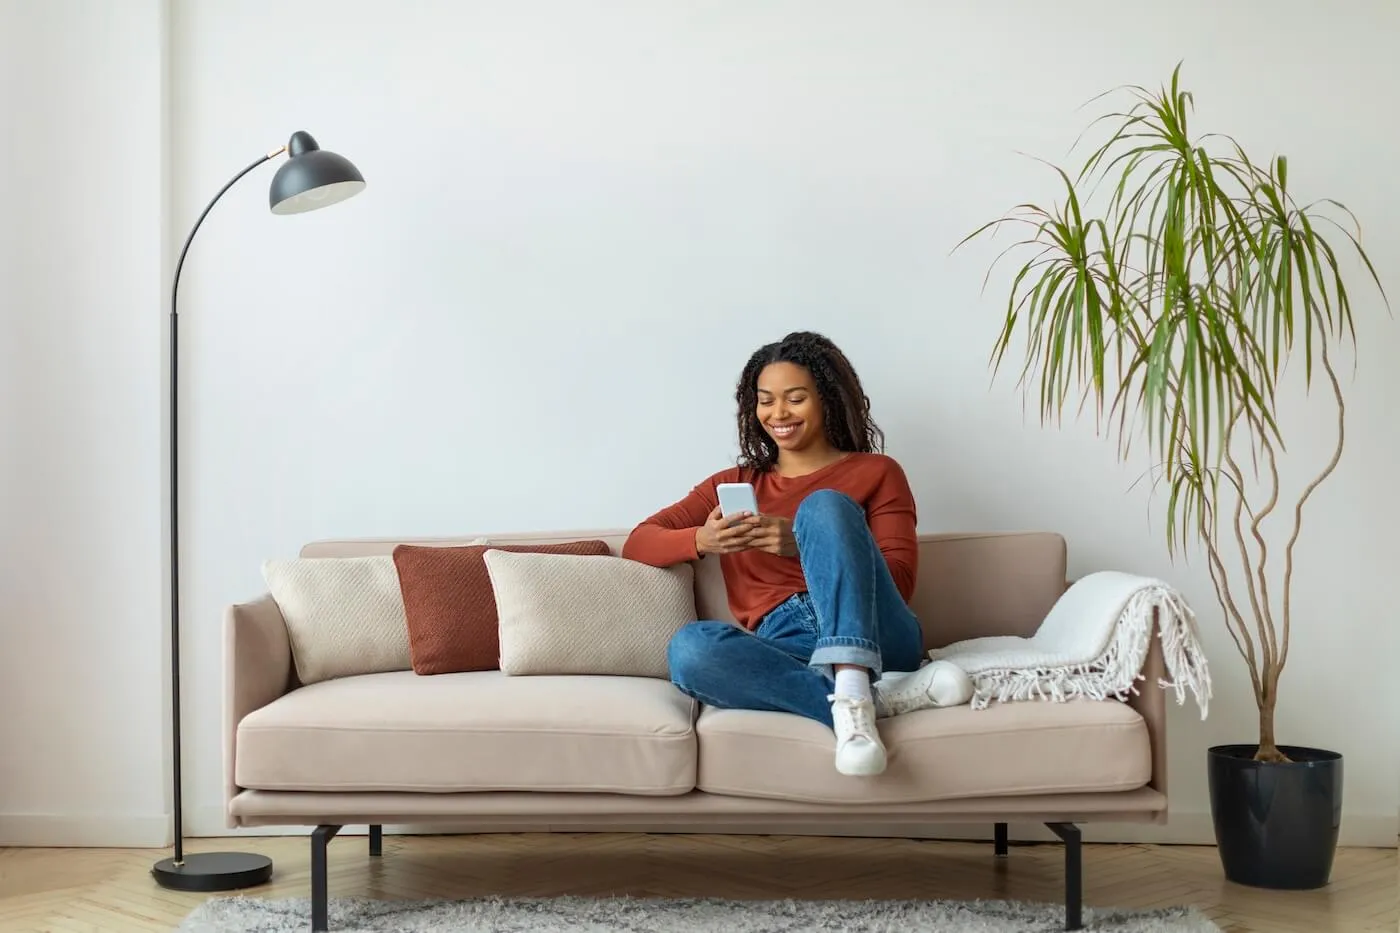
[300,529,1067,650]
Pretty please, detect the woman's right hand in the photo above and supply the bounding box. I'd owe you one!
[695,505,760,556]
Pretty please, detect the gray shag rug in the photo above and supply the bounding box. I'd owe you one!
[177,895,1222,932]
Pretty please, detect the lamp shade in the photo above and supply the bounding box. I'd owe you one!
[269,130,366,215]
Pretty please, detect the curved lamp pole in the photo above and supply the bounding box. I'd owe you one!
[152,131,365,892]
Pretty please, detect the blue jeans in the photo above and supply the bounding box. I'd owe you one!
[666,489,924,728]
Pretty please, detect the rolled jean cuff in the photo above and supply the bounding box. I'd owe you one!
[809,638,882,680]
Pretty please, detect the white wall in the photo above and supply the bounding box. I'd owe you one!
[2,0,1396,848]
[0,0,170,845]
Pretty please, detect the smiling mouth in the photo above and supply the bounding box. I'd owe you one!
[769,422,801,439]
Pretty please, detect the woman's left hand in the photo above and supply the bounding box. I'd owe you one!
[747,515,798,558]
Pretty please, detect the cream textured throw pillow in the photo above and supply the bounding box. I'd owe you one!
[482,550,697,678]
[262,555,413,686]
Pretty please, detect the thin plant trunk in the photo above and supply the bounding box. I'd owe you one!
[1255,686,1288,763]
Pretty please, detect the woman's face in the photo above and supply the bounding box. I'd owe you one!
[756,362,827,454]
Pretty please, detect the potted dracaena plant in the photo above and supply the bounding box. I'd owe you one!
[956,64,1387,889]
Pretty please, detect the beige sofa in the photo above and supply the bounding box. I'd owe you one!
[224,529,1169,932]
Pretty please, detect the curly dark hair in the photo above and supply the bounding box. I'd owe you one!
[735,331,885,472]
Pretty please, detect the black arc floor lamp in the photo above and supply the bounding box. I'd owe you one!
[152,130,366,893]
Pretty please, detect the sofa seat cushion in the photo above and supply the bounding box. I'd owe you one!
[696,698,1150,804]
[235,670,698,795]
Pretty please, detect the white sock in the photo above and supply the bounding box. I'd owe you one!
[833,668,872,702]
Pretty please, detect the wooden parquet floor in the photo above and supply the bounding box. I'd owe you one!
[0,833,1394,932]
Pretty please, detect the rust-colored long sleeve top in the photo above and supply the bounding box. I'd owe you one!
[621,453,918,629]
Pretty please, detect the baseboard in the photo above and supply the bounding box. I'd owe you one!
[0,812,171,848]
[188,806,1398,849]
[896,812,1398,848]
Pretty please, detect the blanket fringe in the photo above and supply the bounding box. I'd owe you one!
[966,584,1212,718]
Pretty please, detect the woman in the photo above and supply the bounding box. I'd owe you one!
[622,331,972,777]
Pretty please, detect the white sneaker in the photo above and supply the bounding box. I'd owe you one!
[873,660,974,717]
[830,694,886,776]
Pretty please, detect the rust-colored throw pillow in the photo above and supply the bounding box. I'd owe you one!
[392,540,612,674]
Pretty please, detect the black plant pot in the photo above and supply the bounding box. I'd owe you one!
[1207,744,1343,889]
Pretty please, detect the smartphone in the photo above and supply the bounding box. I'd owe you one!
[717,482,759,521]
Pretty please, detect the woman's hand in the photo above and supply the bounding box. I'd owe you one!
[745,515,798,558]
[695,506,761,556]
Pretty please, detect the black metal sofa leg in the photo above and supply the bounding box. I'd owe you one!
[993,822,1009,857]
[369,824,383,857]
[1045,822,1083,931]
[311,824,342,932]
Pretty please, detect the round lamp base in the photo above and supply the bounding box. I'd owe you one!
[152,851,273,892]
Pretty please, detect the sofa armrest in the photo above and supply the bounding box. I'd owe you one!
[1129,611,1169,808]
[223,593,292,827]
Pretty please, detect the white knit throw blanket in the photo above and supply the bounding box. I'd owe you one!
[927,571,1212,716]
